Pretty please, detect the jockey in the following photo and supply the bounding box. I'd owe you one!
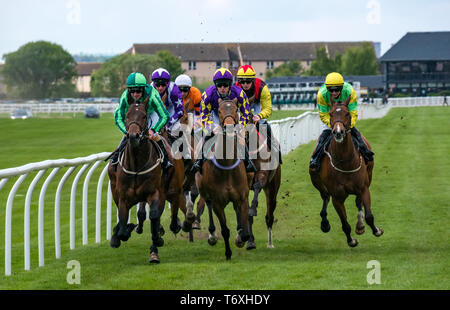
[191,67,256,173]
[151,68,185,144]
[174,74,202,133]
[110,72,173,171]
[235,64,281,164]
[309,72,374,171]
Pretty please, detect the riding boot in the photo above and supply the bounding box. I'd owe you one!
[191,133,215,174]
[108,136,127,171]
[350,127,374,163]
[309,129,332,171]
[156,139,174,172]
[244,144,257,172]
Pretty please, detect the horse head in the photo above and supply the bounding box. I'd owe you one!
[218,98,239,128]
[125,96,149,148]
[329,96,351,143]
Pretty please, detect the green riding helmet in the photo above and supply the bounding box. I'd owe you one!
[126,72,147,88]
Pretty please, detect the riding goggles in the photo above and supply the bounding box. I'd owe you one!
[179,86,191,92]
[327,86,343,93]
[154,80,168,87]
[215,82,231,88]
[238,79,254,85]
[129,88,144,94]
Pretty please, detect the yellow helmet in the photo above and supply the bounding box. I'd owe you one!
[237,65,256,78]
[325,72,344,87]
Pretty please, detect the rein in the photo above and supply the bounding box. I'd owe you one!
[324,148,362,174]
[119,140,164,176]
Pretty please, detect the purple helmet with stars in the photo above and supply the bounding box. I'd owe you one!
[151,68,171,81]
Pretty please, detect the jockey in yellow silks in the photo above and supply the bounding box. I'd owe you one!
[309,72,374,171]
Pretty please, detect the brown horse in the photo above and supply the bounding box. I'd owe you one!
[108,97,164,263]
[246,119,281,249]
[195,99,251,260]
[309,96,383,247]
[135,123,196,240]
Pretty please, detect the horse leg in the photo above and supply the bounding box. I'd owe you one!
[264,181,279,249]
[193,195,205,230]
[250,181,262,217]
[234,198,250,249]
[148,196,163,264]
[361,188,384,237]
[331,196,358,247]
[111,202,135,248]
[136,202,147,234]
[355,196,365,235]
[212,204,232,260]
[206,201,218,246]
[320,192,331,233]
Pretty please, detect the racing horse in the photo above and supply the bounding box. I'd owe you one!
[195,99,251,260]
[135,117,196,241]
[309,96,383,247]
[245,118,281,250]
[108,97,165,263]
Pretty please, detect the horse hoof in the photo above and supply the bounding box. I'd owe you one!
[156,237,164,247]
[192,220,201,230]
[348,238,359,247]
[186,210,196,224]
[321,221,331,233]
[170,222,182,235]
[208,236,218,246]
[267,244,275,249]
[127,223,137,233]
[235,236,245,248]
[374,228,384,237]
[110,236,121,248]
[182,222,192,233]
[135,226,143,234]
[246,241,256,250]
[159,226,165,236]
[355,227,365,235]
[149,252,160,264]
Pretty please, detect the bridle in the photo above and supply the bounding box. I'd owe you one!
[125,104,149,142]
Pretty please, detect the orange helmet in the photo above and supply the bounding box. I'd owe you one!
[237,65,256,78]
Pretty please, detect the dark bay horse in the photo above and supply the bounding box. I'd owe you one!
[108,97,164,263]
[195,99,251,260]
[309,96,383,247]
[246,118,281,249]
[135,123,196,240]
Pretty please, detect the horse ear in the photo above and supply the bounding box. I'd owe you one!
[344,96,351,106]
[232,98,238,104]
[330,95,336,106]
[143,96,150,109]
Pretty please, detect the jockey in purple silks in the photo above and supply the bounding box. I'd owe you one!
[191,67,256,173]
[150,68,185,144]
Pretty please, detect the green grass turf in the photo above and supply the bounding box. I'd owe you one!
[0,107,448,289]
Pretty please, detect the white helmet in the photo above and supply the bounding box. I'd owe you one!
[175,74,192,87]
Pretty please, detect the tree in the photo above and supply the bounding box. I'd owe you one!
[1,41,77,99]
[341,42,379,75]
[90,50,184,97]
[265,60,304,79]
[305,46,342,76]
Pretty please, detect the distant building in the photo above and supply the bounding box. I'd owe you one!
[76,62,102,96]
[266,75,384,105]
[380,31,450,96]
[126,41,378,83]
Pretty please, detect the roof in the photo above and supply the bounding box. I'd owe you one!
[127,41,374,62]
[267,75,384,89]
[380,32,450,62]
[76,62,102,76]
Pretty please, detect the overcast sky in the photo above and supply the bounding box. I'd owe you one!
[1,0,449,59]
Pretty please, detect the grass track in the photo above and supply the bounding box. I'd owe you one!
[0,107,448,289]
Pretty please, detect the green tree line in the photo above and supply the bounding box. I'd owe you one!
[0,41,184,99]
[266,42,379,79]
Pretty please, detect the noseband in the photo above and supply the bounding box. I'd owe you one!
[126,106,149,142]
